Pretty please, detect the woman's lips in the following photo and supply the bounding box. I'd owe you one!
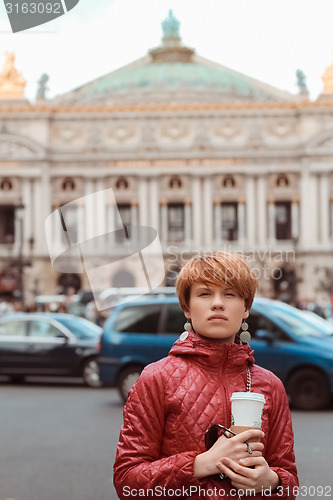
[208,315,227,321]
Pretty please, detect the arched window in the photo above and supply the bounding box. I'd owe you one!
[223,176,236,188]
[169,176,182,189]
[276,175,289,187]
[0,178,13,191]
[116,177,129,190]
[62,178,75,191]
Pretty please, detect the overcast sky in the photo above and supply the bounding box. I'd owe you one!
[0,0,333,102]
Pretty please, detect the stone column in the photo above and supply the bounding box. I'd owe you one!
[138,177,149,227]
[131,202,138,228]
[330,197,333,239]
[300,166,316,248]
[257,176,267,247]
[106,200,117,255]
[214,200,221,244]
[191,176,202,249]
[21,178,32,254]
[95,178,107,239]
[291,199,299,241]
[32,177,44,255]
[267,200,276,243]
[77,202,85,243]
[149,177,159,232]
[245,176,256,247]
[53,204,62,250]
[160,201,168,244]
[319,174,330,245]
[238,200,246,246]
[184,200,192,245]
[203,176,213,249]
[84,179,95,242]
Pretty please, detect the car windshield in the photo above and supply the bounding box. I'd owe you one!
[57,317,102,340]
[266,305,333,337]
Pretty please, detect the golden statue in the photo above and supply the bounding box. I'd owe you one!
[321,49,333,94]
[0,52,26,99]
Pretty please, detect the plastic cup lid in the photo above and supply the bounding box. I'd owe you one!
[230,392,266,404]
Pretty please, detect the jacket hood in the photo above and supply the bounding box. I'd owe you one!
[169,329,255,368]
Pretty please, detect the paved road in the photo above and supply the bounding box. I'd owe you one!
[1,378,332,500]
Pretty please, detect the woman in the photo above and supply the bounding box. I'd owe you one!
[114,252,298,499]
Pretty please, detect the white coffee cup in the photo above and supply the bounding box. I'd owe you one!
[230,392,266,429]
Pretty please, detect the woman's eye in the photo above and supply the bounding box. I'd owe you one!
[225,292,235,296]
[199,292,209,296]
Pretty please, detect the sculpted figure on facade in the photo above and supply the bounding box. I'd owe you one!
[0,52,26,98]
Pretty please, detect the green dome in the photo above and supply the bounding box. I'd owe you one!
[55,11,292,105]
[80,62,264,101]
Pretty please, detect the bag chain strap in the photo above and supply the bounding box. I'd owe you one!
[246,366,251,392]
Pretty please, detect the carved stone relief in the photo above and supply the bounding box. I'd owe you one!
[193,121,209,149]
[212,122,242,139]
[141,122,156,146]
[107,124,136,142]
[86,125,103,146]
[0,140,39,159]
[247,119,262,147]
[266,120,298,137]
[159,122,190,140]
[51,125,83,142]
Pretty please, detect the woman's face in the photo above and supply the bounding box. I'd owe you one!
[185,282,249,343]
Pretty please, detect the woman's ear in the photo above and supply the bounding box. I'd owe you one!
[184,311,191,320]
[243,308,249,319]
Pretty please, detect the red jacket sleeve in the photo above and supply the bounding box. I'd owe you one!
[264,375,299,499]
[113,364,202,499]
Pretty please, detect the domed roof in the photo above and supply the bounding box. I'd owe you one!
[55,11,293,106]
[74,62,267,99]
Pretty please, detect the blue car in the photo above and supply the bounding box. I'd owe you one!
[97,296,333,409]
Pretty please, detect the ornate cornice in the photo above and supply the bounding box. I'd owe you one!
[1,99,333,114]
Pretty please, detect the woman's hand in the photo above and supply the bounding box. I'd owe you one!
[216,455,280,493]
[194,429,264,479]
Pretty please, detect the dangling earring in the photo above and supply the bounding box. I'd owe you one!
[180,320,191,341]
[240,320,251,343]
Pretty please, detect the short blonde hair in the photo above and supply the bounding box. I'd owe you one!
[175,252,258,312]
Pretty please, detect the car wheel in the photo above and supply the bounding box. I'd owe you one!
[82,358,102,388]
[287,368,331,410]
[117,365,143,403]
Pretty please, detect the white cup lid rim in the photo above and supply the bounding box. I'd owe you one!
[230,392,266,403]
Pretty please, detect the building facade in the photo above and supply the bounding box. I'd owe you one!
[1,11,333,308]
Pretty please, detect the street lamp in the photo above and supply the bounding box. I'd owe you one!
[16,202,25,308]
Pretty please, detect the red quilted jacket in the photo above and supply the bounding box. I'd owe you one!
[114,330,298,499]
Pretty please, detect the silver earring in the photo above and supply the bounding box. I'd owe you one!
[180,320,191,341]
[240,320,251,343]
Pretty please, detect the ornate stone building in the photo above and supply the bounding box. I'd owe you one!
[1,11,333,307]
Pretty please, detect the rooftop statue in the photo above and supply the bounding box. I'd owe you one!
[161,10,180,38]
[0,52,26,99]
[36,73,50,101]
[296,69,307,89]
[321,50,333,94]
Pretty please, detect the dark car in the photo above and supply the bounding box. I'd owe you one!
[0,312,102,387]
[98,296,333,409]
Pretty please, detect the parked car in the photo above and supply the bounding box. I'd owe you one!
[98,296,333,409]
[0,312,102,387]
